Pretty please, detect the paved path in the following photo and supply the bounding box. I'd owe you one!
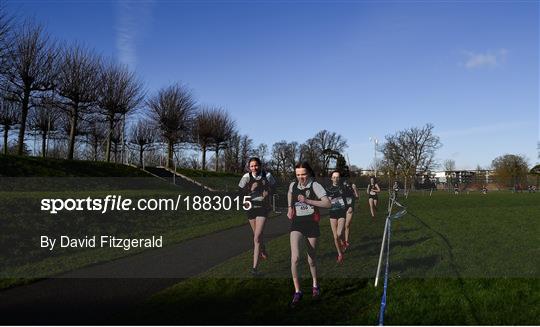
[0,214,291,324]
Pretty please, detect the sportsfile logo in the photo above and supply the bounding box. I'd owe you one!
[40,195,253,214]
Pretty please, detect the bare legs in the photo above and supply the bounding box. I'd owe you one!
[345,207,353,244]
[249,216,266,269]
[290,231,318,292]
[329,217,345,257]
[369,198,378,217]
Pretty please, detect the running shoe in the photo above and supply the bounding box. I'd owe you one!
[260,249,268,260]
[251,268,260,277]
[336,254,344,264]
[343,241,350,251]
[290,291,303,308]
[312,286,321,299]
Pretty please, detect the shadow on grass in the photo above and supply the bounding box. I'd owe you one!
[391,254,440,273]
[391,236,432,248]
[133,278,376,325]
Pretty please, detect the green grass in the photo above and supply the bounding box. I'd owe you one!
[175,167,242,191]
[0,154,150,177]
[175,167,241,178]
[133,191,540,325]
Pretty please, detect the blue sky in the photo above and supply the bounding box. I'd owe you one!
[6,0,539,169]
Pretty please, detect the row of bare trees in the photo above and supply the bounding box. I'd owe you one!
[0,7,357,175]
[0,10,147,160]
[268,130,348,177]
[0,9,246,170]
[378,123,442,190]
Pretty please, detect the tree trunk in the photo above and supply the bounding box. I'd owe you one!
[3,125,9,155]
[201,143,207,170]
[67,103,79,160]
[41,132,47,157]
[17,90,30,155]
[106,115,114,162]
[404,178,408,194]
[167,140,173,169]
[139,146,144,167]
[215,147,219,172]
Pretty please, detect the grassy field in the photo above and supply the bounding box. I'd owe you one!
[0,154,150,177]
[0,156,248,289]
[133,191,540,325]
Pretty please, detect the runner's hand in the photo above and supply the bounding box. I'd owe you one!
[287,207,295,220]
[251,183,259,191]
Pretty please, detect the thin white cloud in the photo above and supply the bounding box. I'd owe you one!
[438,121,531,138]
[461,49,508,69]
[115,1,154,69]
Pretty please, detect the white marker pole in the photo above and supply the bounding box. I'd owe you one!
[375,197,395,287]
[374,217,389,287]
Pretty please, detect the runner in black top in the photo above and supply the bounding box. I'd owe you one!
[326,171,347,263]
[238,157,276,276]
[343,176,359,250]
[367,176,381,218]
[287,162,331,307]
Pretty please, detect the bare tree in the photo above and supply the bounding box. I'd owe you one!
[271,140,298,177]
[0,96,19,154]
[29,95,60,157]
[253,143,268,163]
[223,132,253,173]
[381,123,442,190]
[207,110,235,171]
[0,5,14,76]
[84,115,107,161]
[98,60,145,163]
[311,130,348,174]
[110,123,123,163]
[443,159,456,171]
[56,43,101,160]
[193,106,231,170]
[147,83,196,168]
[239,134,253,171]
[223,132,241,172]
[299,137,322,174]
[129,118,156,167]
[5,22,57,155]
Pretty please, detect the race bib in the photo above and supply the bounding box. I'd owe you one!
[295,201,315,216]
[330,197,345,210]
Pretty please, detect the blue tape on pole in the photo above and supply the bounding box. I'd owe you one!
[378,218,392,325]
[378,206,406,325]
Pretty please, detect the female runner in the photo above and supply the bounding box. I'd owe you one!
[238,157,275,276]
[342,174,359,250]
[325,171,347,263]
[287,162,331,307]
[367,176,381,218]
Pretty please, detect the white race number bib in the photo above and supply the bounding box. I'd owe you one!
[294,201,315,216]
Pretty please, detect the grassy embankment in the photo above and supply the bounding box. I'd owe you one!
[0,155,248,288]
